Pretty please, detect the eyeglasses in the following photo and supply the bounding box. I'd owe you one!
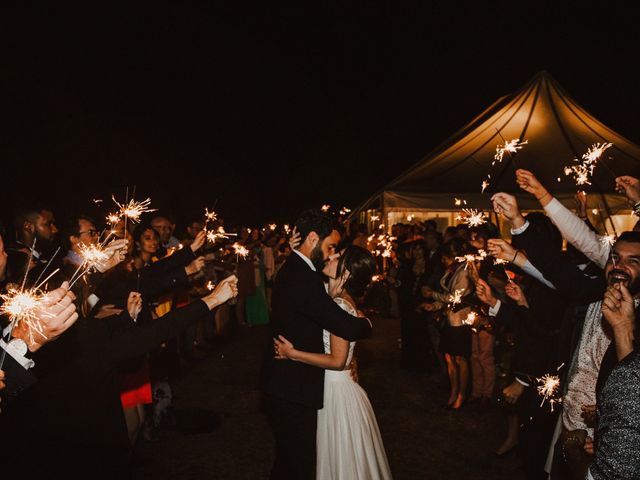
[78,229,99,237]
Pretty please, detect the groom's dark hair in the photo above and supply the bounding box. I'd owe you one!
[294,209,338,245]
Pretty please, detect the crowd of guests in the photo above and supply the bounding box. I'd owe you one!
[0,205,305,476]
[2,168,640,479]
[367,170,640,479]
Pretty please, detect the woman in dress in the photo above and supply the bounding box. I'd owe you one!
[274,245,392,480]
[420,237,474,410]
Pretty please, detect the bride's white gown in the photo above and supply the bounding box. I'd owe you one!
[316,297,392,480]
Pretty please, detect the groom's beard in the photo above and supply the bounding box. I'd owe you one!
[310,244,326,272]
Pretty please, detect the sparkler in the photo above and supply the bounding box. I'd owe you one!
[448,289,464,307]
[106,213,121,226]
[269,224,277,231]
[206,281,215,291]
[112,195,157,225]
[204,208,218,223]
[601,234,616,247]
[462,311,477,326]
[371,215,380,221]
[493,258,508,265]
[284,224,291,235]
[407,214,414,222]
[371,274,384,283]
[206,226,236,244]
[77,243,111,273]
[455,250,487,269]
[321,204,331,212]
[339,207,351,215]
[536,373,562,412]
[494,138,529,163]
[455,209,487,227]
[563,142,614,188]
[0,288,50,348]
[232,243,250,260]
[454,198,467,207]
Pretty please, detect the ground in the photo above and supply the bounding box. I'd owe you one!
[134,315,525,479]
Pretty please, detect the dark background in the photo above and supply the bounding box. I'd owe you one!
[2,2,639,227]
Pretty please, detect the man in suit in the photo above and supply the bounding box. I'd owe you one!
[263,209,373,480]
[491,191,640,480]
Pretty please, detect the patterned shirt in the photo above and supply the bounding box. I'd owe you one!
[562,301,610,437]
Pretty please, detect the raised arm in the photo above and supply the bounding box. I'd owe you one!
[274,333,350,371]
[516,169,610,268]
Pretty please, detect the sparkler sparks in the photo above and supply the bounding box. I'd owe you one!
[77,243,111,273]
[106,213,121,225]
[284,224,291,234]
[269,224,277,231]
[206,226,236,243]
[448,289,464,307]
[339,207,351,215]
[371,215,380,221]
[536,373,562,411]
[407,214,414,222]
[232,243,250,259]
[321,204,331,212]
[371,274,384,283]
[455,250,487,269]
[0,288,49,345]
[204,208,218,223]
[564,142,614,187]
[206,281,215,291]
[494,138,528,163]
[493,257,509,265]
[455,209,487,227]
[454,198,467,206]
[600,234,616,247]
[462,311,477,326]
[112,196,157,224]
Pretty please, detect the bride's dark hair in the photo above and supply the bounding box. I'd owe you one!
[336,245,377,299]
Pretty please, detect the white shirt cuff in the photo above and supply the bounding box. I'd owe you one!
[515,377,530,387]
[510,220,530,236]
[488,299,501,316]
[0,339,35,370]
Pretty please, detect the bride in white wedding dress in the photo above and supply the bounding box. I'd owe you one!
[274,245,392,480]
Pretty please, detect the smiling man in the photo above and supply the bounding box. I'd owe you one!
[491,191,639,480]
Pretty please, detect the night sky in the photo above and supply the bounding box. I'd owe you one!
[3,3,639,227]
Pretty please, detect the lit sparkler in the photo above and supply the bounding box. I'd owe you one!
[536,373,562,411]
[563,142,614,188]
[204,208,218,223]
[269,224,277,231]
[407,214,414,222]
[371,274,384,283]
[583,142,613,163]
[448,289,464,307]
[462,311,477,326]
[232,243,250,259]
[77,243,111,273]
[206,281,215,291]
[454,198,467,206]
[339,207,351,215]
[321,204,331,212]
[112,195,157,224]
[455,209,487,227]
[106,213,121,225]
[494,138,528,163]
[600,234,616,247]
[371,215,380,221]
[0,288,49,345]
[284,224,291,234]
[206,226,236,244]
[493,257,509,265]
[481,179,490,193]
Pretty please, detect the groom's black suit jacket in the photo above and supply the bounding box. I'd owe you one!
[263,252,372,409]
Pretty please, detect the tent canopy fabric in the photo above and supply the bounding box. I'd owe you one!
[356,71,640,214]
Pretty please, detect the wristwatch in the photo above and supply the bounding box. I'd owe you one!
[7,338,28,357]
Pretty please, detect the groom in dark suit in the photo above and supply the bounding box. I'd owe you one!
[263,209,373,479]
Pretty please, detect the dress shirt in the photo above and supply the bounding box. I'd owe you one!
[293,249,316,272]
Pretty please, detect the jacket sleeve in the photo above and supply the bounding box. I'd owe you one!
[513,223,605,304]
[297,279,372,341]
[145,247,197,274]
[108,300,210,363]
[0,347,37,404]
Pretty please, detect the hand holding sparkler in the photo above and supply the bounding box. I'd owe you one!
[93,239,129,273]
[8,283,79,352]
[191,230,206,252]
[502,380,525,405]
[475,278,497,308]
[574,191,588,219]
[185,257,206,276]
[515,169,552,205]
[487,238,521,266]
[202,275,238,309]
[491,192,525,229]
[505,282,528,308]
[615,175,640,205]
[127,292,142,321]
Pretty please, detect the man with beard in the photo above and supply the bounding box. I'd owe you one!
[491,191,639,480]
[262,209,372,480]
[5,206,60,285]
